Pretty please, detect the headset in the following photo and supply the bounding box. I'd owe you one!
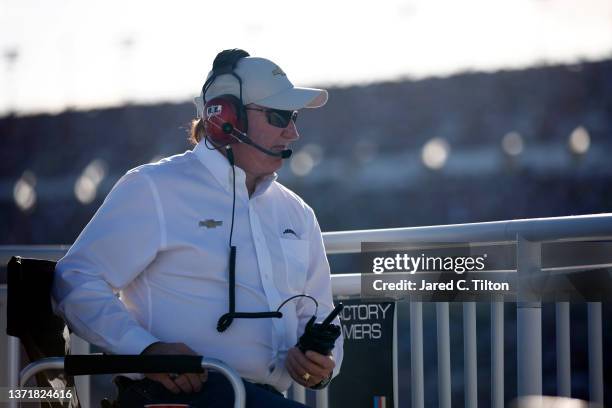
[199,49,292,159]
[200,48,249,147]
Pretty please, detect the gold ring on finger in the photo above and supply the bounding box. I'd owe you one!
[302,372,311,382]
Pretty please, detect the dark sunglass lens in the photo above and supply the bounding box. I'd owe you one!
[267,110,293,128]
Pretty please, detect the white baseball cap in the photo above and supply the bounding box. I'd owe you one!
[194,56,327,117]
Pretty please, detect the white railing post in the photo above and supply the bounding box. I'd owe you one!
[7,335,20,408]
[491,302,504,408]
[463,302,477,408]
[410,302,424,408]
[555,302,571,397]
[436,302,451,408]
[516,236,542,397]
[587,302,603,405]
[71,334,91,408]
[292,384,306,404]
[315,388,328,408]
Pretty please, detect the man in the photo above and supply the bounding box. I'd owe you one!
[52,49,343,407]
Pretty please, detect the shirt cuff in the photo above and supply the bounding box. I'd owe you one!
[115,326,160,355]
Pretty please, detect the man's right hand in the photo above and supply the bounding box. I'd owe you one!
[140,342,207,394]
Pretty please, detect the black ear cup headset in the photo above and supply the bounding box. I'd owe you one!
[200,50,342,359]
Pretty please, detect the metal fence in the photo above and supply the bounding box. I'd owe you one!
[325,214,609,407]
[2,213,610,407]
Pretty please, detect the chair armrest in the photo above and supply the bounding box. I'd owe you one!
[20,355,246,408]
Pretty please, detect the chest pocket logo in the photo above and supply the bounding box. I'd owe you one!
[279,238,309,293]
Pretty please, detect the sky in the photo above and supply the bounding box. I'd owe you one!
[1,0,611,116]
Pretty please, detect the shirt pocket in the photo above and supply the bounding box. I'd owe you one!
[279,238,309,293]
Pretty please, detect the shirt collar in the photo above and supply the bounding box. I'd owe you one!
[192,142,278,196]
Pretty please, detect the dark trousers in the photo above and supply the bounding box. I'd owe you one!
[115,373,309,408]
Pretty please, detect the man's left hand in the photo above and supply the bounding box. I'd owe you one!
[285,347,335,388]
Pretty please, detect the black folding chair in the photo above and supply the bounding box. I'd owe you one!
[6,256,246,408]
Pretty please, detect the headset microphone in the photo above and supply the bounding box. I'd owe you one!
[230,127,293,159]
[211,118,293,159]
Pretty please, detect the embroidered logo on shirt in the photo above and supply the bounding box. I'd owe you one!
[199,219,223,228]
[283,228,298,238]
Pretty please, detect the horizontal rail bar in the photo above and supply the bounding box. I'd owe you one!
[322,214,612,254]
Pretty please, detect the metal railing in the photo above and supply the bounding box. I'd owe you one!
[325,214,609,407]
[2,213,610,407]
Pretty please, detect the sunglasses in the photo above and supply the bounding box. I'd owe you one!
[245,107,298,128]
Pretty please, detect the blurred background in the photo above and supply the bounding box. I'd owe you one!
[1,0,611,406]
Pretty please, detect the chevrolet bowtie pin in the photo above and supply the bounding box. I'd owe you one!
[199,219,223,228]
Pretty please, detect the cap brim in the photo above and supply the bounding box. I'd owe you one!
[254,86,328,110]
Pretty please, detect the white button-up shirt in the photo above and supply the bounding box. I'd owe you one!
[52,142,343,391]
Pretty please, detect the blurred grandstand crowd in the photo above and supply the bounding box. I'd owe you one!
[2,59,611,245]
[1,59,611,405]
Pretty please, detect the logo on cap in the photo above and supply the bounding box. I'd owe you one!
[272,66,286,77]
